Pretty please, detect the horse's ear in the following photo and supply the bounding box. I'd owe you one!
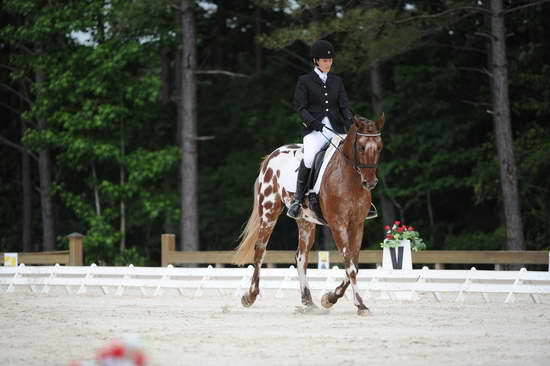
[376,113,385,131]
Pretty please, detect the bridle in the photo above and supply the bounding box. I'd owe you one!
[321,124,381,177]
[352,131,381,170]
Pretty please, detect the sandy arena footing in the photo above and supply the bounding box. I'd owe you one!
[1,289,549,365]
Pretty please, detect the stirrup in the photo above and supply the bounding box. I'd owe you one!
[287,201,301,219]
[366,203,378,220]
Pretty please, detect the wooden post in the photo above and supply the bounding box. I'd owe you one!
[435,263,445,270]
[162,233,176,267]
[494,264,503,271]
[67,232,84,266]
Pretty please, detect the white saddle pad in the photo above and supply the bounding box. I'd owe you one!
[278,134,345,195]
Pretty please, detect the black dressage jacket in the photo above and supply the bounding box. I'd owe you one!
[294,71,353,135]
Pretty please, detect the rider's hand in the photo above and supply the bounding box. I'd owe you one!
[344,118,353,131]
[310,120,324,132]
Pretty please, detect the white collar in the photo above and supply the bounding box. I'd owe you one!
[314,67,328,82]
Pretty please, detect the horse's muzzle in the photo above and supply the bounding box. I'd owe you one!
[362,179,378,191]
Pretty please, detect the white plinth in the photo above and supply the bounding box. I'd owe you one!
[382,240,412,271]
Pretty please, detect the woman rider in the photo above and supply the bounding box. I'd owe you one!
[287,39,377,219]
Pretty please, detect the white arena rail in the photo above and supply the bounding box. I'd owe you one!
[1,264,550,303]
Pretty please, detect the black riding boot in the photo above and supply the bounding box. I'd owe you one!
[287,161,311,219]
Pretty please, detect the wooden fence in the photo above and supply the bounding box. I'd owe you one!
[160,234,549,270]
[3,233,547,269]
[1,233,84,266]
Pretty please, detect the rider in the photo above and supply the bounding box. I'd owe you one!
[287,39,377,219]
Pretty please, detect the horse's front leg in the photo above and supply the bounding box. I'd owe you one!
[295,219,317,308]
[346,223,369,316]
[321,223,369,315]
[321,224,351,309]
[321,276,350,309]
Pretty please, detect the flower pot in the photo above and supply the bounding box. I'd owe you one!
[382,239,412,270]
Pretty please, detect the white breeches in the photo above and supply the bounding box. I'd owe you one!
[303,117,337,168]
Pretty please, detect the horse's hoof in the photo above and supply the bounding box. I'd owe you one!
[357,308,370,316]
[241,294,254,308]
[321,293,334,309]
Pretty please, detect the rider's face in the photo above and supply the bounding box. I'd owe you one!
[317,58,333,73]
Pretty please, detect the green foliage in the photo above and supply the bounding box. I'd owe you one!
[114,247,147,267]
[443,228,505,251]
[2,0,179,263]
[2,0,550,263]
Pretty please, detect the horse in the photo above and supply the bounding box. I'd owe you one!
[233,114,385,315]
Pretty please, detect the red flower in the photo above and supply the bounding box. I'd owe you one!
[384,225,390,231]
[397,227,404,233]
[408,226,414,231]
[134,352,147,366]
[386,234,394,240]
[395,221,401,226]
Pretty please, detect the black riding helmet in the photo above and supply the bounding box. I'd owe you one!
[310,40,335,59]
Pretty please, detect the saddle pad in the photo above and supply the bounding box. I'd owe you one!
[311,134,345,194]
[278,134,345,195]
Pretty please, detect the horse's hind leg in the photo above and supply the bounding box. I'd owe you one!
[241,192,283,307]
[295,219,317,307]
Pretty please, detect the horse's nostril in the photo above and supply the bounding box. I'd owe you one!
[362,181,378,190]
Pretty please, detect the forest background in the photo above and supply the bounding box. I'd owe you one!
[1,0,548,266]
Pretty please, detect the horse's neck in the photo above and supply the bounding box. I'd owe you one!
[325,134,362,192]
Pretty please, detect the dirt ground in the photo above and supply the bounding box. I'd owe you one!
[1,288,549,366]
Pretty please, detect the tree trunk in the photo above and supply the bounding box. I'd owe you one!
[21,121,32,252]
[489,0,525,251]
[35,69,56,251]
[179,0,200,251]
[91,162,102,216]
[369,61,396,228]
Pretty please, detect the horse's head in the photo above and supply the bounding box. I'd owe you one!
[350,113,385,190]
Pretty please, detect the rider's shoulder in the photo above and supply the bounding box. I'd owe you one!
[328,73,343,81]
[297,73,314,82]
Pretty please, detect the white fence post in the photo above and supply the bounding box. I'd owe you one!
[6,263,24,293]
[505,267,526,304]
[194,265,214,297]
[275,265,294,298]
[154,264,174,297]
[456,267,475,302]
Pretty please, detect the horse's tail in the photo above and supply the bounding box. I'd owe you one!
[233,176,262,266]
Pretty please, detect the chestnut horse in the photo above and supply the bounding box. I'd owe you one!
[233,114,384,315]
